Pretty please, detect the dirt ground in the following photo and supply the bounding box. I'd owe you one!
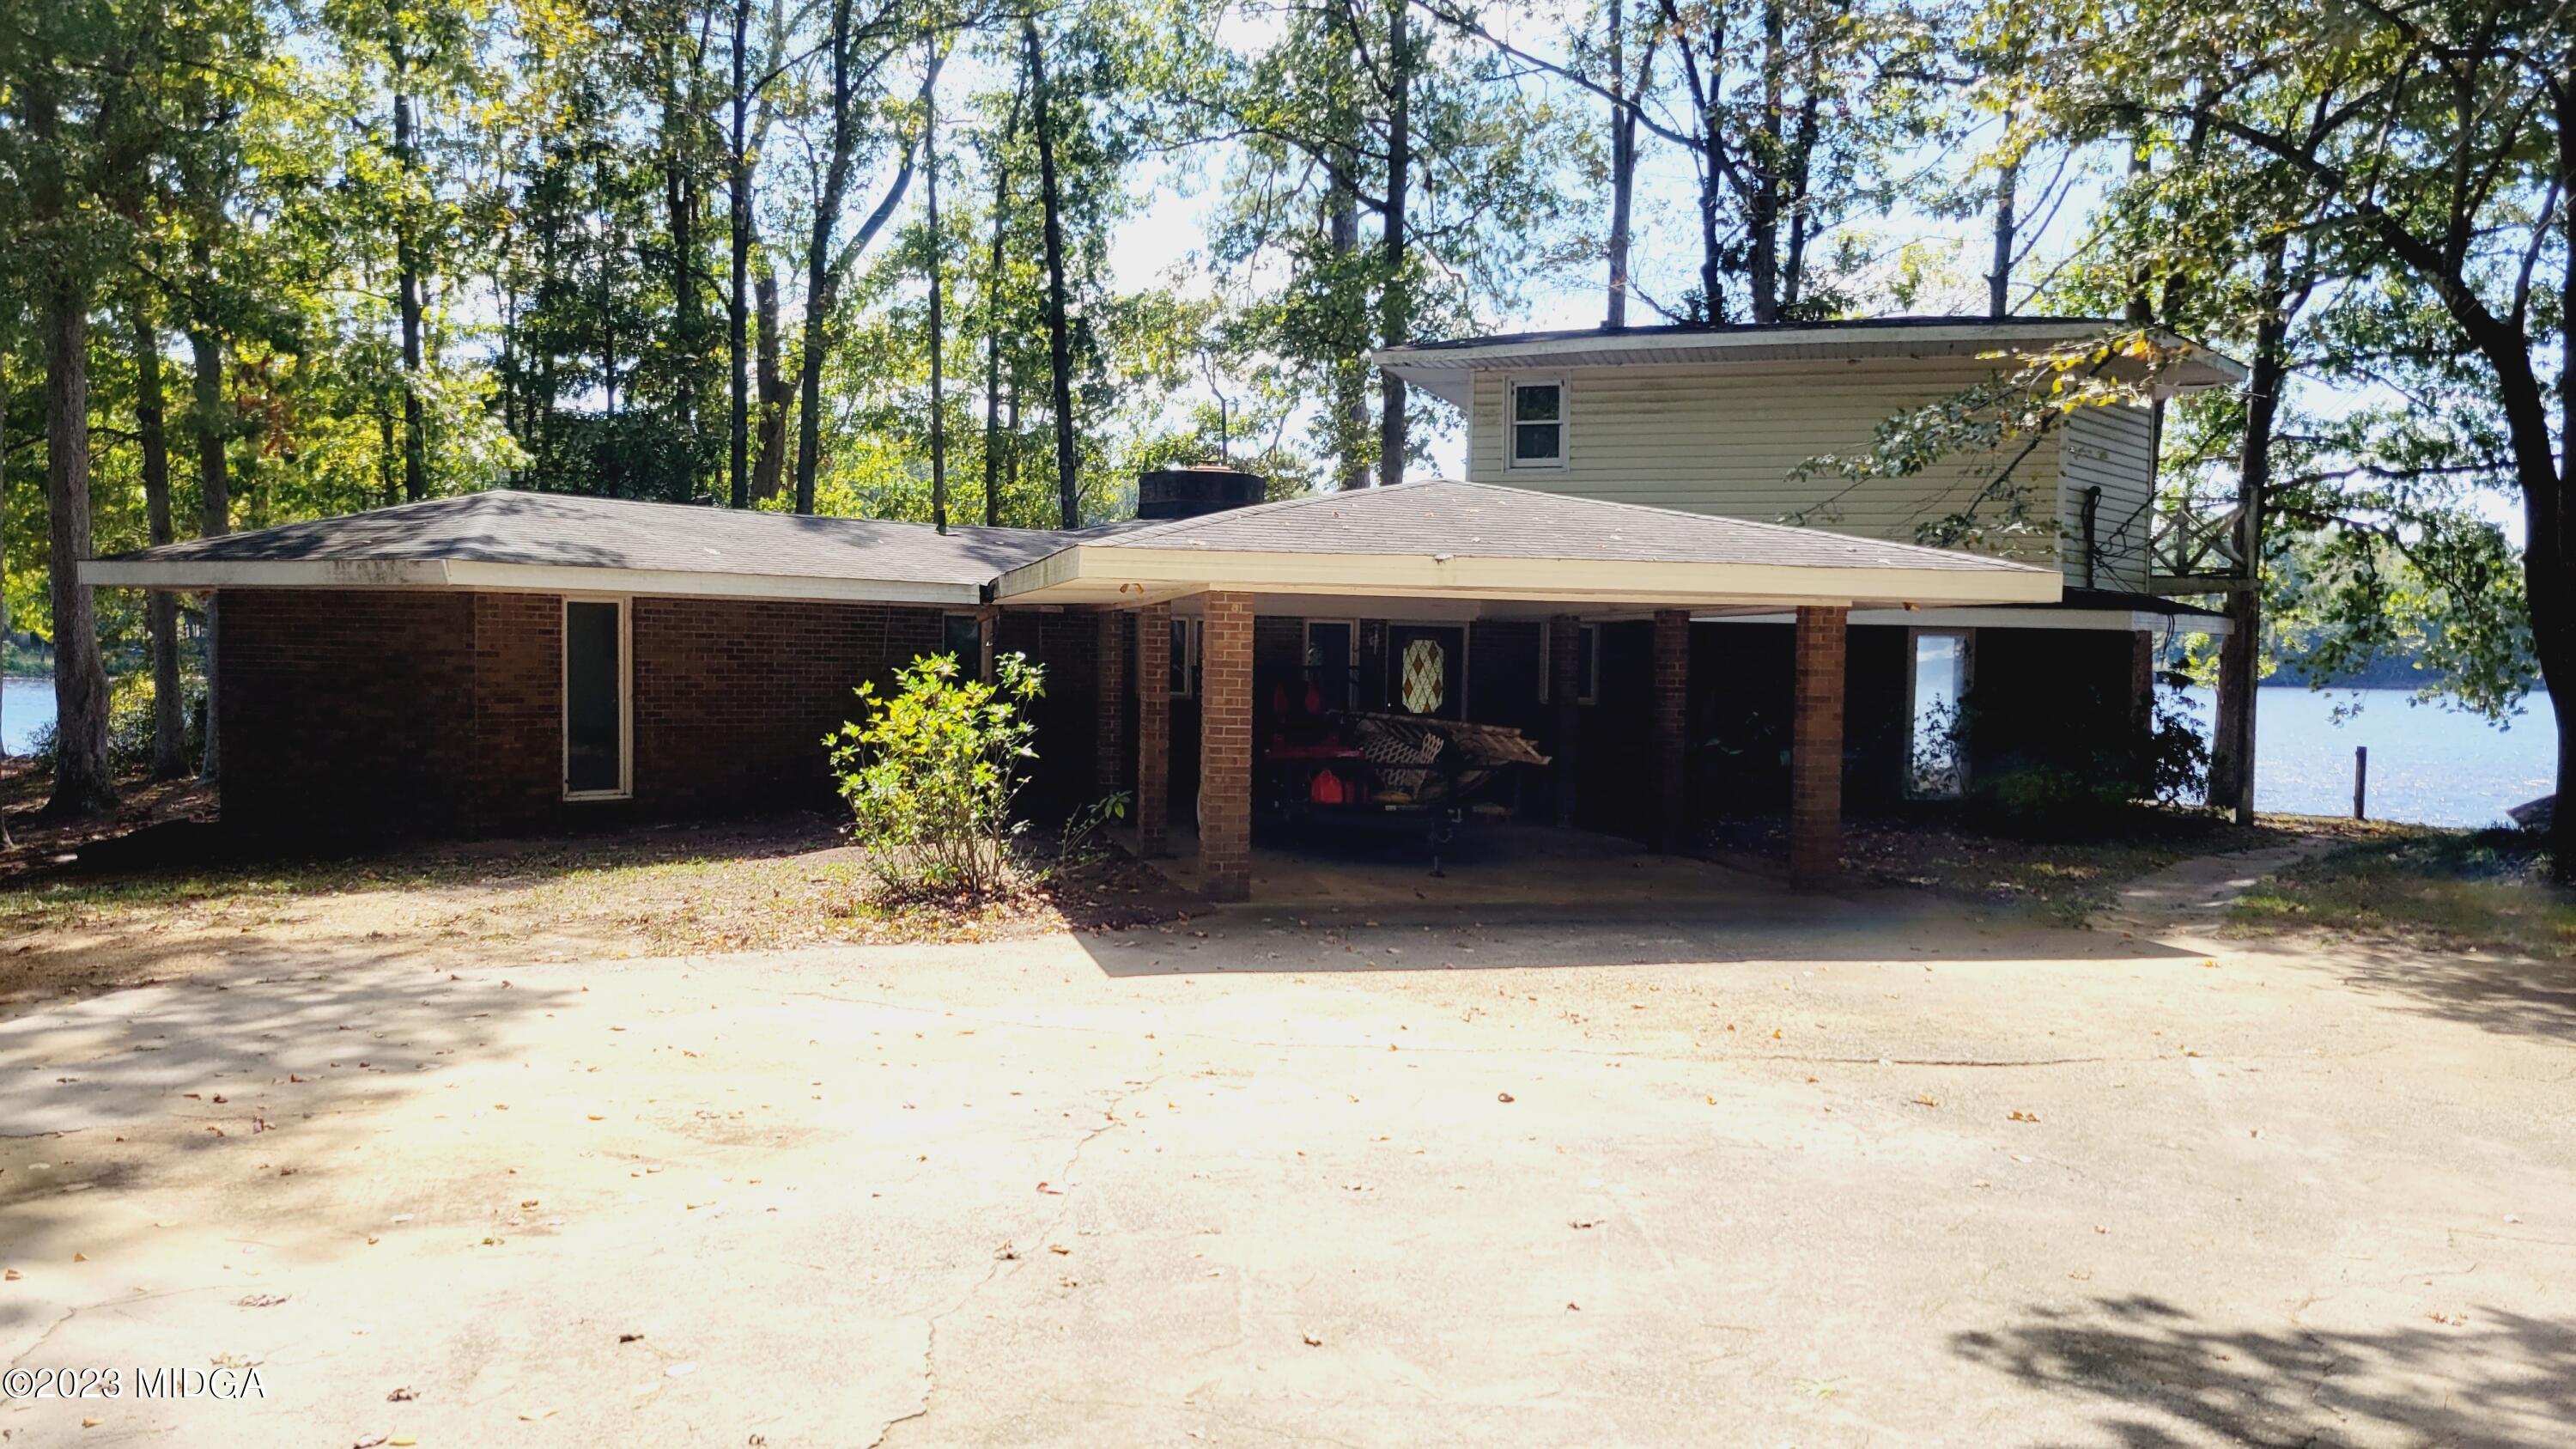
[3,845,2571,1446]
[0,800,1192,1011]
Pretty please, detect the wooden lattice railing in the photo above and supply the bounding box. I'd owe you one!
[2148,495,2253,594]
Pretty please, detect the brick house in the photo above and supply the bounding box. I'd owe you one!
[85,319,2239,904]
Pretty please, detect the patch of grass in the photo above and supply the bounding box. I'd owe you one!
[2230,827,2576,959]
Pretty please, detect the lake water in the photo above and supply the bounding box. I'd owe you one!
[3,676,53,756]
[0,673,2552,828]
[2176,685,2553,829]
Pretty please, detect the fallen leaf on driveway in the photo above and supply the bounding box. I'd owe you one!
[2008,1111,2039,1123]
[1302,1333,1321,1347]
[1496,1093,1515,1104]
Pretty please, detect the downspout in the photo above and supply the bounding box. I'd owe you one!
[2080,484,2101,591]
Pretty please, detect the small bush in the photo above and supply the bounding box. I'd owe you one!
[826,652,1044,898]
[25,673,204,776]
[1965,693,2210,837]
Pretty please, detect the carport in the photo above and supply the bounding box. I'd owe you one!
[993,479,2058,902]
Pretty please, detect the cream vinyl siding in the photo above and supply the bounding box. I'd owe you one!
[2056,402,2155,592]
[1466,361,2079,574]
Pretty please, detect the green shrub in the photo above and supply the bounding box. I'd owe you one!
[1964,694,2210,836]
[24,673,204,776]
[826,652,1044,898]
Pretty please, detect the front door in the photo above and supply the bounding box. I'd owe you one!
[1385,624,1466,721]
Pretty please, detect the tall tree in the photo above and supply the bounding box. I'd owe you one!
[13,51,118,813]
[791,0,934,514]
[1024,15,1081,527]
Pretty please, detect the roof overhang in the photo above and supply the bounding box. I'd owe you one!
[1376,321,2247,410]
[993,545,2061,611]
[76,557,985,606]
[1709,603,2230,636]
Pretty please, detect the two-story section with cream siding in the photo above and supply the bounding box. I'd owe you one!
[1381,317,2242,600]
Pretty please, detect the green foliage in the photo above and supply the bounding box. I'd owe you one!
[25,671,204,776]
[1959,693,2210,837]
[826,651,1045,898]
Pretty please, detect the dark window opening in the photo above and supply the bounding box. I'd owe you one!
[564,600,625,798]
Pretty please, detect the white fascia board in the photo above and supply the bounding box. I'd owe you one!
[1704,605,2232,635]
[1376,322,2246,389]
[78,557,983,606]
[993,545,2061,610]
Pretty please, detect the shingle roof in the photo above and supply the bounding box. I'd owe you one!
[103,490,1091,587]
[1084,478,2045,575]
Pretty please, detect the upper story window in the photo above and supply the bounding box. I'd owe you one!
[1509,380,1565,469]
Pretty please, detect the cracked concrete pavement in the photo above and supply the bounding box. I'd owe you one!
[3,873,2573,1446]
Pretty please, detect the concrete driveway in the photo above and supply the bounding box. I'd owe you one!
[3,874,2572,1446]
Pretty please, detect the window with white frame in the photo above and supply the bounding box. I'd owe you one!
[1509,380,1565,468]
[562,597,631,801]
[1906,630,1971,798]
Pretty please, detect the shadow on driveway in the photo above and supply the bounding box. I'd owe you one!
[1953,1294,2576,1447]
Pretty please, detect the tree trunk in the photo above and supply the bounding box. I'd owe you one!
[981,82,1021,527]
[794,0,859,515]
[2541,94,2576,880]
[392,40,429,503]
[42,270,116,814]
[1375,0,1411,489]
[926,62,947,534]
[752,258,788,500]
[1329,192,1368,489]
[1024,18,1080,528]
[188,262,230,781]
[1746,0,1784,323]
[1604,0,1637,329]
[664,43,699,471]
[1987,131,2018,320]
[2208,263,2289,825]
[27,74,115,815]
[125,286,190,780]
[728,0,752,508]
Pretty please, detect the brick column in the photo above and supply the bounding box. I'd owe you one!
[1094,610,1127,800]
[1650,609,1691,851]
[1198,591,1255,902]
[1790,606,1849,889]
[1136,602,1171,858]
[1547,614,1582,826]
[975,605,998,681]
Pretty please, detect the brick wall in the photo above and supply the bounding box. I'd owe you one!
[1135,601,1171,857]
[1789,606,1849,888]
[218,588,960,838]
[1094,610,1127,798]
[471,592,564,828]
[630,596,945,818]
[1198,592,1255,901]
[1650,610,1692,850]
[220,588,479,836]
